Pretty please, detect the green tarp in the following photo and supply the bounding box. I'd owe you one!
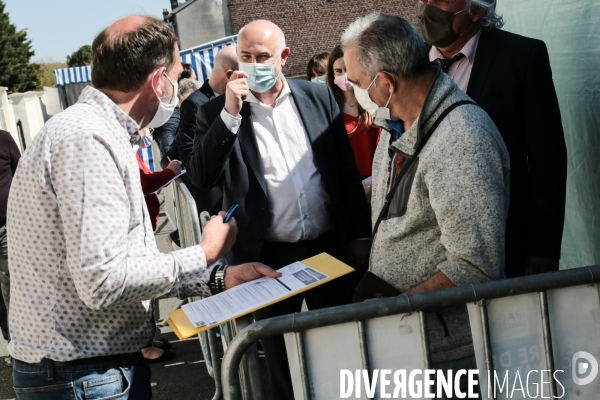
[498,0,600,269]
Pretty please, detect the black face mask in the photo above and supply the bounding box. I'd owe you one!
[417,4,469,48]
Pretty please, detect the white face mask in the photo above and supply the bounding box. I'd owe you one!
[353,74,392,120]
[334,74,354,92]
[146,71,178,129]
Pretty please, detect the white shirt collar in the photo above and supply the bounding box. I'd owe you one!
[429,28,482,64]
[245,77,291,107]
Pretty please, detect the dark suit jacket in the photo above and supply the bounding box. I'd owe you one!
[466,29,567,277]
[176,80,223,216]
[188,79,372,265]
[153,107,180,169]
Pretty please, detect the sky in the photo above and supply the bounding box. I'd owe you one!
[5,0,171,62]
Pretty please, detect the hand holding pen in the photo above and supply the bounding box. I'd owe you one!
[166,157,183,175]
[199,205,239,265]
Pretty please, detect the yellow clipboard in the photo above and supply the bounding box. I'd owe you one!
[167,252,354,340]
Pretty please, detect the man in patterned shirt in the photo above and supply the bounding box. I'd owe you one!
[6,16,278,399]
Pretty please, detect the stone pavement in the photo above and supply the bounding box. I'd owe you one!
[0,214,222,400]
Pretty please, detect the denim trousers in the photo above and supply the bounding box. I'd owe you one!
[12,357,152,400]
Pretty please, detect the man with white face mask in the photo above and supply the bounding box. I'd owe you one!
[6,16,280,399]
[188,19,372,399]
[343,13,510,397]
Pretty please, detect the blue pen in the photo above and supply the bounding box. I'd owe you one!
[223,204,239,223]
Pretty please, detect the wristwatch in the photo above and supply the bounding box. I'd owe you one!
[209,260,228,295]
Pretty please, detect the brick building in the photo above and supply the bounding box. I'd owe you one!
[227,0,419,77]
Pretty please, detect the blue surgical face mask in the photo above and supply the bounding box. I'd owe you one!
[238,55,282,93]
[311,75,326,85]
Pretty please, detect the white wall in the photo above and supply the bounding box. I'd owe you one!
[176,0,227,50]
[40,87,61,121]
[8,92,45,149]
[0,87,20,152]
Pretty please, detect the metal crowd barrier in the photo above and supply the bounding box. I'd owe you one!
[221,265,600,400]
[151,144,177,233]
[170,178,263,400]
[171,179,222,397]
[151,144,226,397]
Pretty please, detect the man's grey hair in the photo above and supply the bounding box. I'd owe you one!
[178,78,201,100]
[341,13,430,80]
[467,0,504,31]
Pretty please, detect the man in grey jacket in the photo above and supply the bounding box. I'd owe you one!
[342,13,510,395]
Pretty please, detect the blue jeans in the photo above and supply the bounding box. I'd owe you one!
[12,357,152,399]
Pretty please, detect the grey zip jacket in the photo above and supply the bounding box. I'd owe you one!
[370,67,510,363]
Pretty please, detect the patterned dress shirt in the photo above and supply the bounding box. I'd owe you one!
[7,87,212,363]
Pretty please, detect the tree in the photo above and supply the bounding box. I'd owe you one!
[34,57,67,89]
[0,1,40,93]
[67,45,91,67]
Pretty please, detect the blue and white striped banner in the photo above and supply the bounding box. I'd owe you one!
[54,66,93,86]
[138,145,155,173]
[179,35,238,82]
[54,35,238,87]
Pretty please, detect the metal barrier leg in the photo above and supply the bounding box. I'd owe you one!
[418,312,432,396]
[199,330,215,378]
[418,311,431,370]
[539,291,557,398]
[153,299,160,321]
[234,316,265,400]
[357,321,371,400]
[208,327,224,400]
[220,321,235,353]
[478,300,496,400]
[295,331,311,400]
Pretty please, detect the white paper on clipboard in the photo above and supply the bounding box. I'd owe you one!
[153,170,186,193]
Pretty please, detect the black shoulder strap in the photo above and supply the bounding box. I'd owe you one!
[415,100,476,155]
[372,100,476,237]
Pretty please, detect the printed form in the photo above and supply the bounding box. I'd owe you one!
[181,261,329,328]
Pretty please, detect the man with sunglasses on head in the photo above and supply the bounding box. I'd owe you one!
[417,0,568,278]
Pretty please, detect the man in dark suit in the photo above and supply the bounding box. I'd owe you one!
[188,19,371,399]
[417,0,568,278]
[176,45,238,215]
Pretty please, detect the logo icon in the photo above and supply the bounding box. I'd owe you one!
[572,351,599,386]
